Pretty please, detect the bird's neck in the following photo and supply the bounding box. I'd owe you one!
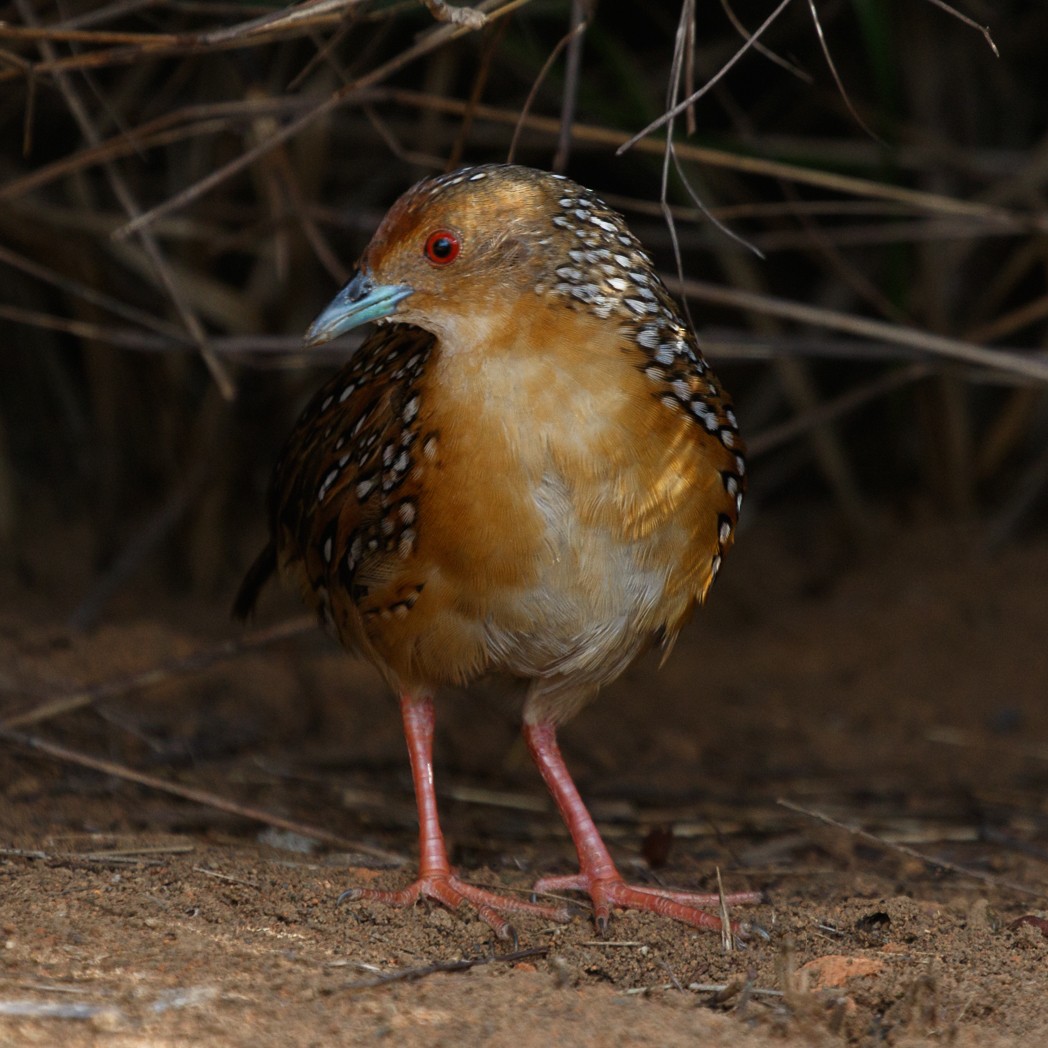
[426,296,639,462]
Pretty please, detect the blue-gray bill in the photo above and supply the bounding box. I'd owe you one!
[304,270,413,347]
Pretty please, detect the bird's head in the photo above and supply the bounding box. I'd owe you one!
[306,165,556,348]
[304,164,674,351]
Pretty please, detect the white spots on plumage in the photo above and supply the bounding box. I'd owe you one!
[571,284,603,303]
[688,399,716,428]
[322,535,333,563]
[636,326,660,350]
[317,466,341,503]
[719,519,733,545]
[398,501,416,525]
[672,378,691,400]
[356,477,376,500]
[403,395,420,424]
[468,170,488,181]
[349,534,363,566]
[398,528,416,559]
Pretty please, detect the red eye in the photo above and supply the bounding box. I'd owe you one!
[424,229,460,265]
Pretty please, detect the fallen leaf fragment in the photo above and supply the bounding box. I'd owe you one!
[799,954,886,989]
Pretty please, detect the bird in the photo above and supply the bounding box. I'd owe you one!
[235,163,757,941]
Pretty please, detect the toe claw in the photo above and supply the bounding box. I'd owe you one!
[737,920,771,942]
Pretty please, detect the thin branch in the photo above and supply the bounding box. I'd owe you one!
[617,0,795,156]
[1,728,406,864]
[778,798,1043,898]
[922,0,998,56]
[805,0,884,145]
[719,0,812,82]
[114,0,529,240]
[747,363,932,458]
[551,0,590,172]
[671,275,1048,383]
[381,88,1044,232]
[336,946,548,992]
[420,0,487,30]
[507,18,585,164]
[12,0,234,398]
[1,617,317,730]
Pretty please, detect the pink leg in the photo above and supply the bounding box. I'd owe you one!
[340,693,571,939]
[524,720,761,936]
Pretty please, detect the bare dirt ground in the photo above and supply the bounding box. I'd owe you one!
[3,506,1048,1046]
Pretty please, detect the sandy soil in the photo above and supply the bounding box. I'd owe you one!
[3,509,1048,1046]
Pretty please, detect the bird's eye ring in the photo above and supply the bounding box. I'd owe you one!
[424,230,461,266]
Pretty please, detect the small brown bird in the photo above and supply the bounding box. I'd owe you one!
[236,164,756,939]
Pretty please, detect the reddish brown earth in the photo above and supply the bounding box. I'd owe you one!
[3,508,1048,1046]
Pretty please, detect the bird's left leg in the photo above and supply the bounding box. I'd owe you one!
[340,692,571,939]
[523,719,761,936]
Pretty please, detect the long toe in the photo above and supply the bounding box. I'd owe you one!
[533,873,761,936]
[340,873,573,939]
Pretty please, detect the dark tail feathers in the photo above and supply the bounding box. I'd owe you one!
[232,543,277,621]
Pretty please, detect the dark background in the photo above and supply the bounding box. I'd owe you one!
[2,3,1048,1043]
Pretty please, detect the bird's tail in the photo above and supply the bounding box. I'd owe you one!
[232,543,277,621]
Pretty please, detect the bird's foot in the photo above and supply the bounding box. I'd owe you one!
[533,872,763,938]
[340,872,572,941]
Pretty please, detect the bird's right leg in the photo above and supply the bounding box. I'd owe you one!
[338,691,571,939]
